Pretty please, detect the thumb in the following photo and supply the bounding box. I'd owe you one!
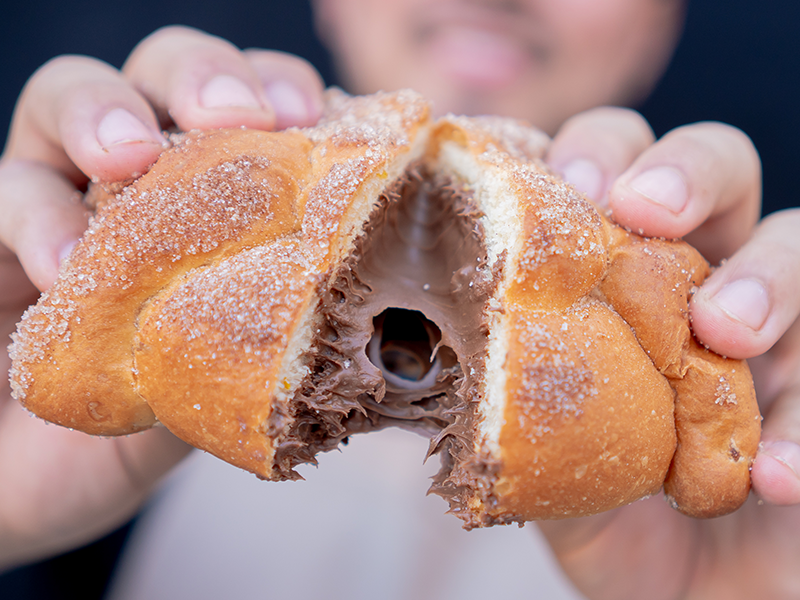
[113,426,192,493]
[751,383,800,505]
[537,499,697,600]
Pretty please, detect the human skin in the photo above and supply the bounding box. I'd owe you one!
[1,15,800,598]
[313,0,685,134]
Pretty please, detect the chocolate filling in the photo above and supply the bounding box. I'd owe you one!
[269,167,503,525]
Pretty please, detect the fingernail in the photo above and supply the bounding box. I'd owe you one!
[97,108,162,148]
[627,166,688,213]
[58,240,78,265]
[560,159,603,201]
[760,441,800,479]
[264,80,310,126]
[199,74,261,109]
[711,278,770,330]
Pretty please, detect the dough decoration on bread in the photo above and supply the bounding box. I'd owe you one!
[9,89,761,528]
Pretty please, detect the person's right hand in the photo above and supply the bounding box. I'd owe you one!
[541,107,800,600]
[0,25,326,571]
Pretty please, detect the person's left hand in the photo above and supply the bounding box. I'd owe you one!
[540,107,800,600]
[0,26,326,570]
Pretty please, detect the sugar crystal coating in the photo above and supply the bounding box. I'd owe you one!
[308,88,428,150]
[442,114,549,162]
[8,89,759,524]
[146,239,315,352]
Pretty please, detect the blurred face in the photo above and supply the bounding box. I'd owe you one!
[315,0,685,133]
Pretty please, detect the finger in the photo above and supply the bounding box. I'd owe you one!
[609,122,761,263]
[113,427,192,498]
[538,497,699,600]
[0,160,89,291]
[545,107,655,206]
[691,209,800,359]
[753,431,800,506]
[4,55,167,184]
[244,49,325,130]
[0,248,39,310]
[751,374,800,505]
[0,400,190,568]
[736,305,800,505]
[123,26,278,132]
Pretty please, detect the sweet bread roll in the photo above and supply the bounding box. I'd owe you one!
[9,89,761,527]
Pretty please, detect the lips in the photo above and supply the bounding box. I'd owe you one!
[412,2,548,89]
[425,24,530,87]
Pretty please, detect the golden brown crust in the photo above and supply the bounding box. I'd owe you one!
[664,342,759,517]
[600,229,708,378]
[494,299,677,521]
[20,89,430,475]
[135,239,320,476]
[10,128,316,435]
[10,90,760,522]
[430,116,760,520]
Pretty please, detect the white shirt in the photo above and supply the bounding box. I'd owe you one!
[108,428,585,600]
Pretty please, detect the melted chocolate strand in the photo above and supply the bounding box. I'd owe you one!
[269,166,503,526]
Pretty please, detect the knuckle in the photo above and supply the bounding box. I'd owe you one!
[244,50,325,90]
[559,106,655,148]
[134,25,208,50]
[667,122,759,165]
[694,120,753,146]
[656,126,732,172]
[128,25,242,68]
[590,105,646,126]
[758,210,800,259]
[582,106,649,130]
[247,49,319,73]
[26,55,118,93]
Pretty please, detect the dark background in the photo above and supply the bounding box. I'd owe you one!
[0,0,797,598]
[1,0,797,214]
[0,0,797,217]
[638,0,799,216]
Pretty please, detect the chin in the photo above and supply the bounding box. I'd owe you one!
[422,84,548,131]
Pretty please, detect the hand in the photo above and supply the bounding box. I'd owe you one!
[0,26,326,570]
[540,108,800,599]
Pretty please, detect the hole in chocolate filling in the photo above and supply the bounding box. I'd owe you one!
[368,309,443,388]
[269,165,504,524]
